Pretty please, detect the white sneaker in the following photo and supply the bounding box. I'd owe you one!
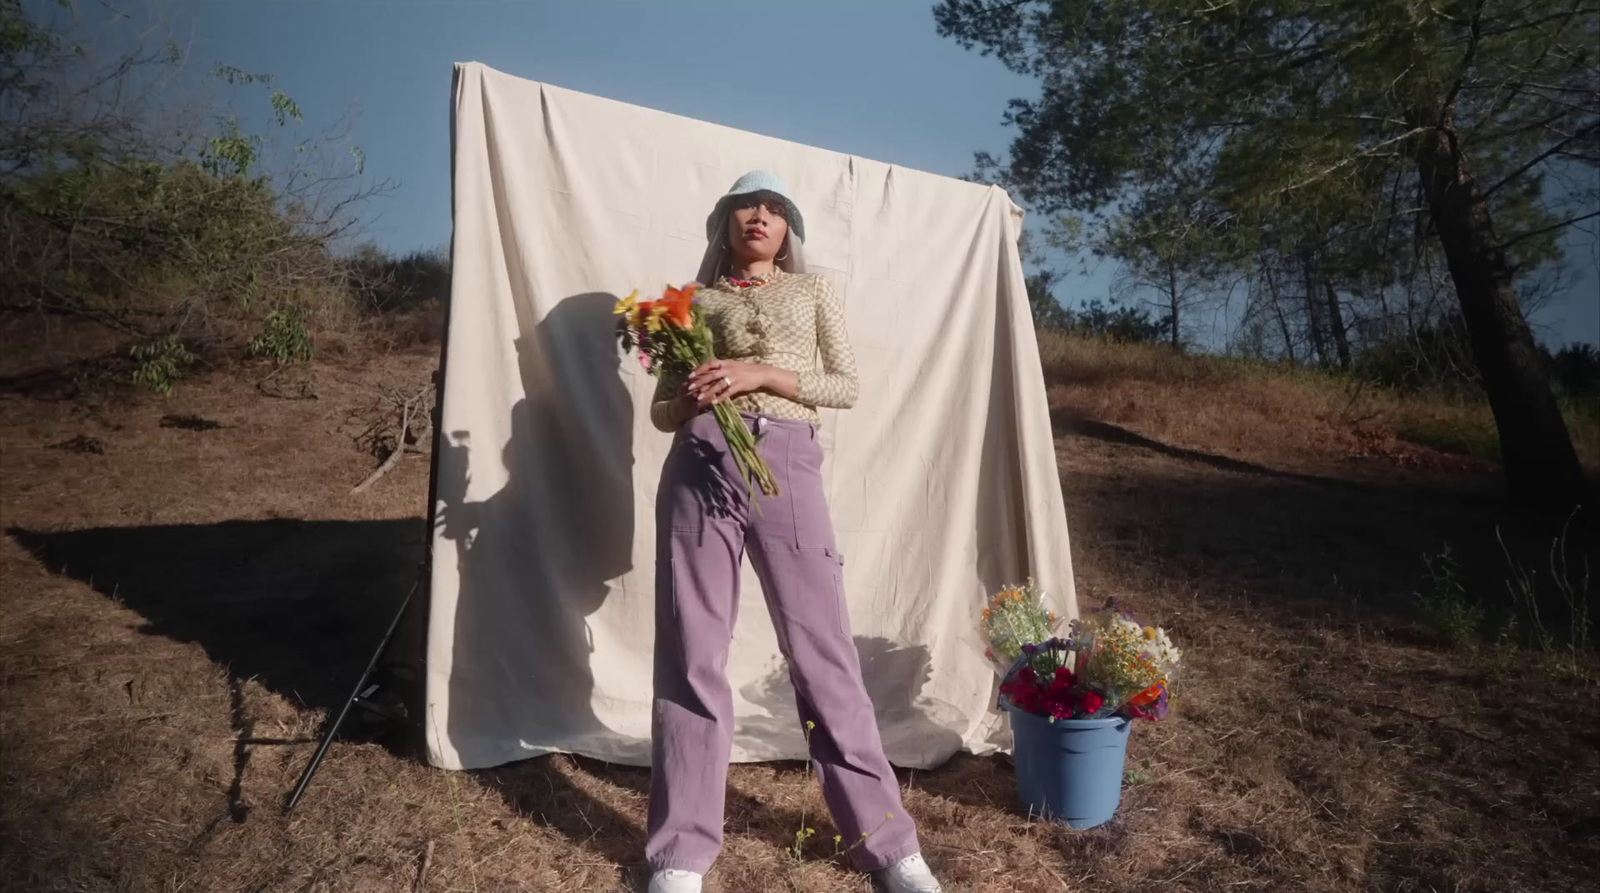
[647,868,703,893]
[875,853,943,893]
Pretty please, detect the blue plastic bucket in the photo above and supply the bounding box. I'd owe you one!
[1006,704,1132,828]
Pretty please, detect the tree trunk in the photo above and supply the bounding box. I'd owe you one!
[1167,256,1181,352]
[1413,121,1584,507]
[1302,256,1328,365]
[1376,284,1393,341]
[1324,280,1352,370]
[1264,262,1296,363]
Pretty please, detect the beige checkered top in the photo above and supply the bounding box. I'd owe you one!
[650,269,858,431]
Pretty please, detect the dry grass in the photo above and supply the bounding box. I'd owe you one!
[1037,331,1600,481]
[3,320,1598,892]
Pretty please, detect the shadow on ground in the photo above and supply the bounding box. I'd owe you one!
[7,404,1595,887]
[1050,408,1597,633]
[7,518,428,745]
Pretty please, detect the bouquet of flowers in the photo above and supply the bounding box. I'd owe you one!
[615,284,779,496]
[986,594,1180,722]
[978,579,1060,675]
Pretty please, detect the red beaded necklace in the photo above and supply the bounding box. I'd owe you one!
[723,270,778,289]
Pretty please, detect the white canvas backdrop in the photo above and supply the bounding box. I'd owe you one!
[426,62,1076,771]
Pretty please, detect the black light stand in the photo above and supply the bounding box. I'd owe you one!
[284,574,421,813]
[284,356,451,814]
[287,78,462,814]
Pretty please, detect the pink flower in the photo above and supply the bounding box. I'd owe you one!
[637,353,653,371]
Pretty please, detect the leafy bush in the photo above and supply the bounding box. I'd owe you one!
[1063,298,1169,344]
[247,304,315,365]
[1354,315,1479,394]
[348,244,451,313]
[5,158,305,321]
[1028,272,1169,345]
[0,1,379,390]
[129,336,195,395]
[1414,546,1484,649]
[1550,343,1600,401]
[1357,319,1598,405]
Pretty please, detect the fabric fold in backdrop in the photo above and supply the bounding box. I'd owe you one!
[427,61,1076,771]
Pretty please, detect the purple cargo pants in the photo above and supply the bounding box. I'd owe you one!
[645,410,920,874]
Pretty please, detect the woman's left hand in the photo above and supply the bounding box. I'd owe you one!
[686,359,769,407]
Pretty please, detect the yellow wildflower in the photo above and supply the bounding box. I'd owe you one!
[643,304,667,333]
[612,289,639,316]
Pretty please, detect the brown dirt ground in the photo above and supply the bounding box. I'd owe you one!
[2,316,1598,893]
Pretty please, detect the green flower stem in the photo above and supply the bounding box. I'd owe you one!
[658,312,780,498]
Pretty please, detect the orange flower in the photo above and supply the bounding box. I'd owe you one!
[1128,683,1165,708]
[659,282,699,329]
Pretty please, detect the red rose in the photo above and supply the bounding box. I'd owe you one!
[1054,666,1075,686]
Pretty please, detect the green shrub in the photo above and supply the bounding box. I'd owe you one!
[1392,413,1502,464]
[247,304,315,365]
[1354,316,1479,394]
[349,244,452,313]
[129,336,195,395]
[1,4,372,387]
[1414,546,1484,649]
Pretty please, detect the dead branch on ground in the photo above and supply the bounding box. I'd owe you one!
[351,382,431,494]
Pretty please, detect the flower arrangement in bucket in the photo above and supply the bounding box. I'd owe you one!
[980,586,1181,828]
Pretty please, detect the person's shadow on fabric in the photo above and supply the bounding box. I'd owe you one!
[434,293,638,769]
[852,636,966,764]
[736,636,964,767]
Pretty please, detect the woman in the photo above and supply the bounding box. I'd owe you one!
[645,171,944,893]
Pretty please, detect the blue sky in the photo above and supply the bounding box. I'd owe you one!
[86,1,1600,348]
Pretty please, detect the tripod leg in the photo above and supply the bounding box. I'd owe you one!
[285,576,421,813]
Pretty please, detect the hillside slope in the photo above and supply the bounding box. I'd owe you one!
[2,324,1595,892]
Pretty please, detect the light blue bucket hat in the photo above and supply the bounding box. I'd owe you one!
[705,170,806,244]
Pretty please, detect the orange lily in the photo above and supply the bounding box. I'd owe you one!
[659,282,699,329]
